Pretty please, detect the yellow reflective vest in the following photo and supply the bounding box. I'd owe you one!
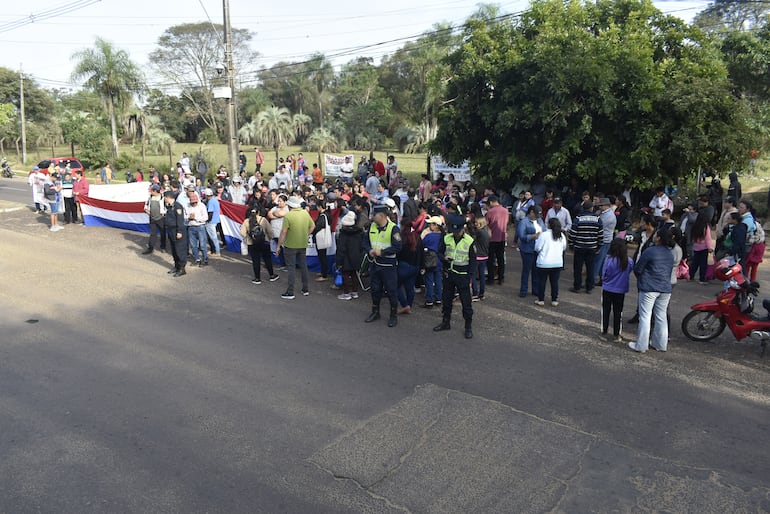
[444,233,474,274]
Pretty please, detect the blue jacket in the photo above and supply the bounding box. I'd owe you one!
[602,256,633,294]
[517,217,546,253]
[634,245,674,293]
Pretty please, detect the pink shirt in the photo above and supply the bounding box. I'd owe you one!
[485,205,509,242]
[692,225,714,252]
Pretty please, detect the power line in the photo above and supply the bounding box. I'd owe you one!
[0,0,102,34]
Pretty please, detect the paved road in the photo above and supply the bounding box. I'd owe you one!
[0,176,33,207]
[0,191,768,513]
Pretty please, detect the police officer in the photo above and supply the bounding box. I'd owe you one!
[365,204,402,327]
[433,213,475,339]
[164,190,188,277]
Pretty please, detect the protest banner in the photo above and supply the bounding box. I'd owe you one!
[431,156,472,182]
[324,154,355,177]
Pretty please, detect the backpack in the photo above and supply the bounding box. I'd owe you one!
[249,216,266,245]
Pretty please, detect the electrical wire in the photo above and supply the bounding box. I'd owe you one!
[0,0,102,34]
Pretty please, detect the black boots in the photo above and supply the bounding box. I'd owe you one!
[142,247,153,255]
[167,266,178,274]
[433,319,451,332]
[173,265,186,277]
[464,320,473,339]
[365,305,380,323]
[388,307,398,328]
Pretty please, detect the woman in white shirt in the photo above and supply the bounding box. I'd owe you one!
[534,217,568,306]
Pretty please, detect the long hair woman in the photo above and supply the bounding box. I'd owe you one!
[688,213,713,284]
[533,217,567,306]
[601,238,634,343]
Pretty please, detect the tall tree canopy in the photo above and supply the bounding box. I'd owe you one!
[148,23,257,139]
[71,38,144,158]
[433,0,751,188]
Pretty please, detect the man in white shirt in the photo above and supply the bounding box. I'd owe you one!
[649,187,672,218]
[340,156,354,183]
[228,175,248,205]
[545,197,572,232]
[274,166,293,191]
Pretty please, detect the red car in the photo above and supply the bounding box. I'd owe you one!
[32,158,85,175]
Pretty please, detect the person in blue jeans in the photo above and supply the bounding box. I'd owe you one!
[516,205,545,297]
[396,226,422,314]
[628,229,675,353]
[421,216,444,307]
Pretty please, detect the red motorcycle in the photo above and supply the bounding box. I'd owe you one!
[681,260,769,356]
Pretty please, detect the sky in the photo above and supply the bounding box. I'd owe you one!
[1,0,712,94]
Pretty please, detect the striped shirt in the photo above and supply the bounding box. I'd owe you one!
[568,212,602,250]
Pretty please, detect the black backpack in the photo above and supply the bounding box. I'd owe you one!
[249,216,266,245]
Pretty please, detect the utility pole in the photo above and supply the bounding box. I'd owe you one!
[222,0,238,176]
[19,64,27,165]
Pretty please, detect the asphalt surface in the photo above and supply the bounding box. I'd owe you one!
[1,177,768,513]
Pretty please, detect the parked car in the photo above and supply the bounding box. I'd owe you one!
[32,158,84,176]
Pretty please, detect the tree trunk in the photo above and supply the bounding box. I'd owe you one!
[108,95,120,158]
[51,140,55,157]
[274,145,279,173]
[319,100,323,128]
[141,136,146,164]
[0,138,4,156]
[168,143,173,168]
[70,141,75,157]
[14,138,19,159]
[317,151,322,172]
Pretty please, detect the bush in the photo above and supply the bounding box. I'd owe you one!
[197,128,221,144]
[114,151,140,172]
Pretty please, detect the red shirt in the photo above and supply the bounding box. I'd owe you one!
[485,205,509,242]
[373,160,386,177]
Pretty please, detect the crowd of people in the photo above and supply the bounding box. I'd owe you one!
[26,153,767,350]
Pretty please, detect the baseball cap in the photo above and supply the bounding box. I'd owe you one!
[427,215,444,225]
[383,198,396,209]
[204,188,213,196]
[150,184,161,192]
[447,214,466,233]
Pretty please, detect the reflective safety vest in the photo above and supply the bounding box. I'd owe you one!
[370,221,395,253]
[369,221,398,266]
[444,233,473,274]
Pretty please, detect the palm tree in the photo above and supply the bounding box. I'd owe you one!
[71,38,144,158]
[254,106,296,171]
[292,113,312,143]
[238,120,258,145]
[305,128,338,170]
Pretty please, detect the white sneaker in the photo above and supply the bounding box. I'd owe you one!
[551,301,559,307]
[50,226,57,232]
[534,300,545,306]
[350,292,359,299]
[337,293,352,300]
[627,341,646,353]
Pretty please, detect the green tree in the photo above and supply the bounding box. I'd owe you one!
[149,23,257,140]
[305,127,338,168]
[333,57,392,150]
[694,0,770,34]
[433,0,750,188]
[71,38,144,158]
[60,112,110,168]
[253,106,297,171]
[379,24,459,144]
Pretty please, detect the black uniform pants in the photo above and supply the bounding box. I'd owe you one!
[371,264,398,309]
[63,197,78,223]
[167,226,188,268]
[573,248,596,291]
[149,218,166,250]
[442,270,473,324]
[487,241,506,282]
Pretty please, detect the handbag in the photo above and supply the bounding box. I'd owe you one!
[423,249,438,269]
[316,215,333,250]
[676,258,690,280]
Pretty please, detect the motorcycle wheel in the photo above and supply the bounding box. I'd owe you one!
[681,310,726,341]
